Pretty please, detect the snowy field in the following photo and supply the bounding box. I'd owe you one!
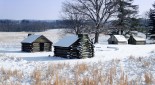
[0,29,155,84]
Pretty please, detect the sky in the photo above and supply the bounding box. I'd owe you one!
[0,0,154,20]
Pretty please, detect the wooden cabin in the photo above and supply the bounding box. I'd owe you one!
[108,35,127,44]
[21,34,52,52]
[54,34,94,59]
[149,34,155,39]
[128,35,146,45]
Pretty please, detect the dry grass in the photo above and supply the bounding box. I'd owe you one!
[142,61,150,68]
[74,63,88,74]
[144,72,152,85]
[32,69,42,85]
[118,72,128,85]
[0,61,154,85]
[0,67,23,85]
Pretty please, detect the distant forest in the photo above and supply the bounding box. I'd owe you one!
[0,20,72,32]
[0,19,147,32]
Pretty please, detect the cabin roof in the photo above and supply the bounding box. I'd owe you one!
[132,36,145,41]
[21,35,42,43]
[114,35,127,42]
[54,35,79,47]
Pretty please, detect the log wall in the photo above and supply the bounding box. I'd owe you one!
[22,42,51,52]
[22,43,33,52]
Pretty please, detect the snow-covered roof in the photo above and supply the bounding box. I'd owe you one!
[150,34,155,36]
[114,35,127,42]
[54,35,79,47]
[130,31,138,34]
[21,35,42,43]
[132,36,145,41]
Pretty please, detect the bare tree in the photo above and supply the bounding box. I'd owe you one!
[62,2,88,35]
[62,0,117,43]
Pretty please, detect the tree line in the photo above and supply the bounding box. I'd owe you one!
[0,20,73,32]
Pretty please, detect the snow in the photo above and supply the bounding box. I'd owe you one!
[94,44,154,61]
[132,36,146,41]
[54,35,78,47]
[137,32,146,38]
[114,35,127,42]
[21,35,41,43]
[0,29,155,84]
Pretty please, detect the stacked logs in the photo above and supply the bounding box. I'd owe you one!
[78,34,94,58]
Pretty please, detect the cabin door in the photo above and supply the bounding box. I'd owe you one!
[112,41,115,44]
[40,43,44,51]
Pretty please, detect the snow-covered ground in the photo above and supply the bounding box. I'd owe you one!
[0,29,155,84]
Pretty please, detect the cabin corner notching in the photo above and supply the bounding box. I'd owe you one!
[21,35,52,52]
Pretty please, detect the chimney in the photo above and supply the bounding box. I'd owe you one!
[28,33,34,36]
[78,34,88,38]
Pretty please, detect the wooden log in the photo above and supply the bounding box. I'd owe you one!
[54,46,71,49]
[54,49,70,52]
[54,52,70,55]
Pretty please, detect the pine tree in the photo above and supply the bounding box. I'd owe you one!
[149,3,155,34]
[114,0,138,35]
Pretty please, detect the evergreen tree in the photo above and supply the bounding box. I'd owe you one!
[149,3,155,34]
[114,0,138,34]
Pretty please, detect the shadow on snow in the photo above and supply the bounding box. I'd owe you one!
[21,56,68,61]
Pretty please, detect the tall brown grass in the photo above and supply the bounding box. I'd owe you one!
[0,61,154,85]
[144,72,152,85]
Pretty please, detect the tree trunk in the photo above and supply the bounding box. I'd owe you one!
[75,27,79,35]
[94,24,100,43]
[94,32,99,43]
[94,31,99,43]
[121,29,123,35]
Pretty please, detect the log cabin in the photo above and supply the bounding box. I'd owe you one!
[128,35,146,45]
[21,34,52,52]
[54,34,94,59]
[108,35,128,44]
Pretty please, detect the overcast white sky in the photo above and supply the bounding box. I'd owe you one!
[0,0,154,20]
[134,0,154,17]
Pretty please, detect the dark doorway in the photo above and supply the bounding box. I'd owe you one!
[40,43,44,51]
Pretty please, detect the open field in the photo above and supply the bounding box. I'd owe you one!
[0,29,155,85]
